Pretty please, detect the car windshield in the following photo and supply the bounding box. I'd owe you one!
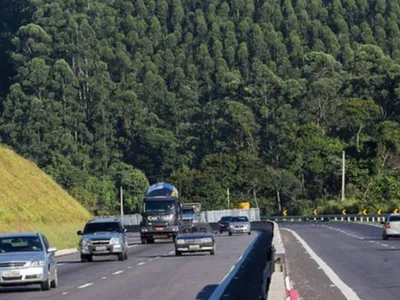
[145,201,176,212]
[0,236,43,253]
[231,216,248,222]
[182,207,195,214]
[220,216,231,222]
[181,226,210,234]
[84,222,122,234]
[389,215,400,222]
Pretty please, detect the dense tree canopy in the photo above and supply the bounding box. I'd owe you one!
[2,0,400,215]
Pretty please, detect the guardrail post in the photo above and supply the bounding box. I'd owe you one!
[334,217,337,221]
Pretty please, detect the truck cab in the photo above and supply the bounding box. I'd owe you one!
[140,183,182,244]
[182,203,201,226]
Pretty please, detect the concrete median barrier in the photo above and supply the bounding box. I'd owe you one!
[260,221,298,300]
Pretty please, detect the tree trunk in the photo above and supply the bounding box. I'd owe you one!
[253,189,259,208]
[356,125,363,152]
[277,190,281,212]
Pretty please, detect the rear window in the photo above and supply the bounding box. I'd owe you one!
[389,215,400,222]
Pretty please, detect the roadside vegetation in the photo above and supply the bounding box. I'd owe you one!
[1,0,400,215]
[0,145,92,249]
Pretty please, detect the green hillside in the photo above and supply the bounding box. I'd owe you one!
[0,145,92,248]
[1,0,400,214]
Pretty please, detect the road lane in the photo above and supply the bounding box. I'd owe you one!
[0,233,175,299]
[281,222,400,300]
[0,231,257,300]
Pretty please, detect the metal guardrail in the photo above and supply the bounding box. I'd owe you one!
[261,214,389,223]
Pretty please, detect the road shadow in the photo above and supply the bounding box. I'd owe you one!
[58,260,81,264]
[195,284,218,299]
[0,286,40,293]
[374,248,400,251]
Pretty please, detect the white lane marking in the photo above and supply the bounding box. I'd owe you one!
[209,231,261,300]
[381,243,389,247]
[102,277,107,279]
[168,250,174,254]
[112,270,124,275]
[57,263,65,266]
[282,228,361,300]
[330,284,336,287]
[128,266,132,269]
[128,245,137,249]
[77,283,93,289]
[62,292,68,295]
[155,256,160,259]
[137,262,146,266]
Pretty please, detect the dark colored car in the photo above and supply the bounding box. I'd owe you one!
[174,223,216,256]
[218,216,232,233]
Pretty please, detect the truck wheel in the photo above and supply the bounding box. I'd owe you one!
[118,253,125,261]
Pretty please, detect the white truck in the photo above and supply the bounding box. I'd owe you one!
[182,202,201,226]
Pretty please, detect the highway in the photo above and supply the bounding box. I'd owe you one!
[281,222,400,300]
[0,232,258,300]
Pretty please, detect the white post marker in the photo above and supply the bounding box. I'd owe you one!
[208,231,261,300]
[282,228,361,300]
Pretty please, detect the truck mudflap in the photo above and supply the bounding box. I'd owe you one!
[140,226,179,244]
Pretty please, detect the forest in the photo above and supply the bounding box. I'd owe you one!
[2,0,400,215]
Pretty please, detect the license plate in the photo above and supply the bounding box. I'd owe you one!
[155,227,164,231]
[3,271,20,277]
[189,245,200,249]
[95,246,107,251]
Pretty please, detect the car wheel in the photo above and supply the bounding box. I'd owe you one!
[41,272,51,291]
[229,232,232,236]
[210,245,216,255]
[80,255,88,262]
[50,269,58,288]
[124,250,128,260]
[383,234,389,240]
[87,255,93,262]
[248,232,251,235]
[219,230,223,234]
[118,253,125,261]
[141,238,148,244]
[175,250,182,256]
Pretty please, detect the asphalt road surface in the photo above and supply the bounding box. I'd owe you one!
[0,232,257,300]
[281,222,400,300]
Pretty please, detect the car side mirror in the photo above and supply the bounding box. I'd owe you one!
[48,247,57,253]
[77,230,83,235]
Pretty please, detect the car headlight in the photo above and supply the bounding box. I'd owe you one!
[81,239,91,246]
[202,238,212,243]
[31,260,45,267]
[176,239,185,244]
[229,225,234,228]
[110,237,120,245]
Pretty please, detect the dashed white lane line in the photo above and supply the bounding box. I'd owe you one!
[282,228,361,300]
[62,292,68,295]
[137,262,146,266]
[77,283,93,289]
[102,277,107,279]
[112,270,124,275]
[128,245,137,249]
[128,266,132,269]
[168,250,174,254]
[381,243,389,247]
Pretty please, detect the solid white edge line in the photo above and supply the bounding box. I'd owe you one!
[282,228,361,300]
[208,231,261,300]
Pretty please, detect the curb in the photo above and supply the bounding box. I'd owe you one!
[55,248,78,257]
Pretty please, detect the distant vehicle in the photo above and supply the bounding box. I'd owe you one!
[228,216,251,236]
[0,232,58,290]
[140,182,182,244]
[174,223,216,256]
[382,214,400,240]
[182,202,201,226]
[218,216,233,233]
[77,218,128,262]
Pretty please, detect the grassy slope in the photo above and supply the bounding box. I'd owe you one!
[0,145,92,249]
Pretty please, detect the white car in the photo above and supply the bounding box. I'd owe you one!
[382,214,400,240]
[0,233,58,290]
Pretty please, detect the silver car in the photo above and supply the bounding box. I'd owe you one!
[382,214,400,240]
[228,216,251,236]
[0,233,58,290]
